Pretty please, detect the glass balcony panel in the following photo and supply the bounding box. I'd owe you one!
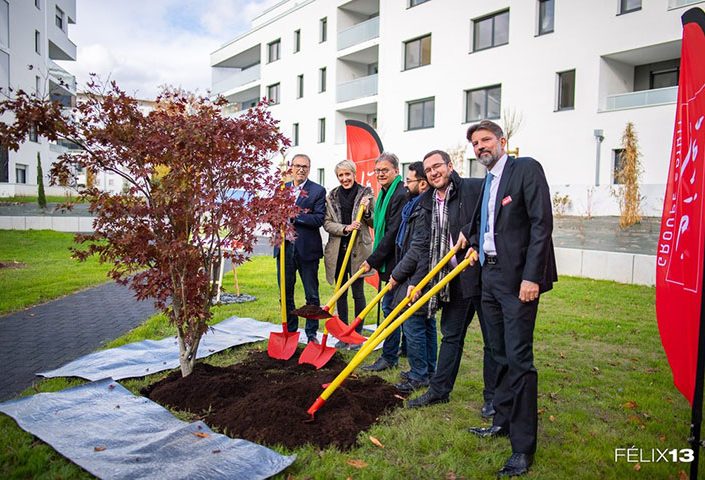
[605,86,677,111]
[336,74,378,103]
[337,16,379,51]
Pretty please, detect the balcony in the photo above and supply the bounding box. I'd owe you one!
[212,64,261,96]
[669,0,705,9]
[49,60,76,95]
[604,86,678,111]
[222,97,259,116]
[337,74,378,103]
[338,16,379,51]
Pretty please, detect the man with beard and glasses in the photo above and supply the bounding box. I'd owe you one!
[404,150,497,413]
[458,120,557,477]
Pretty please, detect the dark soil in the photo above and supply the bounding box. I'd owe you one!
[0,261,25,269]
[142,348,403,450]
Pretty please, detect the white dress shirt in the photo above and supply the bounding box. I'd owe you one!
[483,153,508,257]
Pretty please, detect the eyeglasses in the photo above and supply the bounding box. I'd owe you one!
[292,164,310,171]
[374,168,392,175]
[423,162,447,175]
[405,179,420,184]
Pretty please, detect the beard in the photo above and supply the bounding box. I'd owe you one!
[477,148,500,167]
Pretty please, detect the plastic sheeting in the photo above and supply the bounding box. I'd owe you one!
[0,378,295,480]
[40,316,382,381]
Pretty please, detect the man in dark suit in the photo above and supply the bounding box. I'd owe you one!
[459,120,557,477]
[274,154,327,343]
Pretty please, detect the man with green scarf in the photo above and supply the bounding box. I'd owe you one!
[361,152,407,371]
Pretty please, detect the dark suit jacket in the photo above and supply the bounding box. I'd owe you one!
[273,179,326,262]
[366,180,406,282]
[462,157,557,293]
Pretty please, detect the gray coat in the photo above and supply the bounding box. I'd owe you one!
[323,184,375,285]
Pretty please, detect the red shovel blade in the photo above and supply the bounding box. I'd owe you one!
[325,316,366,345]
[268,330,300,360]
[298,341,336,369]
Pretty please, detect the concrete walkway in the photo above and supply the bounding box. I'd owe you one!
[0,282,157,402]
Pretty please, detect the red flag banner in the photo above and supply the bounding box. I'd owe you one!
[657,8,705,405]
[345,120,384,289]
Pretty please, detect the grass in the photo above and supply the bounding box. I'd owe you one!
[0,256,696,479]
[0,195,85,204]
[0,230,112,314]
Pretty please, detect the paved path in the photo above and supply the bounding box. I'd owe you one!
[0,282,157,402]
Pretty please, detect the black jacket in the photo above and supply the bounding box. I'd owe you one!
[366,180,407,282]
[410,171,483,300]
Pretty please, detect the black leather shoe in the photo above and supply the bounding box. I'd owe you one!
[406,390,449,408]
[497,453,533,477]
[307,336,319,345]
[395,378,429,394]
[481,400,496,418]
[361,357,397,372]
[467,425,508,438]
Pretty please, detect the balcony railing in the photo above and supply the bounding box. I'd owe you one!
[336,74,378,103]
[337,16,379,51]
[604,86,677,111]
[212,64,261,95]
[669,0,704,9]
[48,60,76,94]
[221,98,260,116]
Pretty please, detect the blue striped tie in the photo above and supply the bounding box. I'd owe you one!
[479,173,494,266]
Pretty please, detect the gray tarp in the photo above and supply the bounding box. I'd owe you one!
[39,316,381,381]
[0,378,294,480]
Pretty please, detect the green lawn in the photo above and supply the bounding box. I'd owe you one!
[0,195,84,204]
[0,230,111,314]
[0,256,695,479]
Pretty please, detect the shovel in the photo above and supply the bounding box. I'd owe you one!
[298,266,367,368]
[268,228,300,360]
[307,252,478,418]
[325,283,392,344]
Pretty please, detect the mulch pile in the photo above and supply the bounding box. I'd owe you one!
[142,348,403,450]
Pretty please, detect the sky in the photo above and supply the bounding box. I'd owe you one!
[58,0,281,99]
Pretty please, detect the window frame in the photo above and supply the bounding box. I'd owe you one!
[0,0,8,49]
[537,0,554,35]
[294,29,301,53]
[619,0,642,14]
[318,117,326,143]
[320,17,327,43]
[403,34,432,71]
[267,83,280,105]
[15,164,27,184]
[296,74,304,99]
[318,168,325,186]
[408,0,430,7]
[650,67,679,89]
[465,84,502,123]
[55,6,64,30]
[406,97,435,131]
[472,9,510,52]
[292,123,299,146]
[319,67,327,93]
[556,69,576,111]
[35,30,41,55]
[267,39,281,63]
[613,148,625,184]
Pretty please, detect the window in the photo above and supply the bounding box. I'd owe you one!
[407,97,435,130]
[318,117,326,143]
[556,69,575,111]
[538,0,554,35]
[293,123,299,146]
[297,74,304,98]
[319,67,327,92]
[55,6,64,30]
[267,83,280,105]
[473,10,509,51]
[0,146,7,182]
[15,164,27,184]
[651,68,679,89]
[0,50,8,94]
[613,149,625,184]
[465,85,501,122]
[35,30,41,54]
[29,125,38,142]
[35,75,41,95]
[404,34,432,70]
[320,17,327,43]
[318,168,325,186]
[620,0,641,14]
[267,39,281,63]
[35,0,40,9]
[0,0,8,49]
[409,0,430,6]
[294,29,301,53]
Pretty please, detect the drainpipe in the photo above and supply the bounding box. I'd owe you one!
[594,129,604,186]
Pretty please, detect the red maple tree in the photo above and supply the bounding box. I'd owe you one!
[0,80,298,376]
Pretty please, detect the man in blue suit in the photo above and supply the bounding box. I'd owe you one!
[274,154,327,343]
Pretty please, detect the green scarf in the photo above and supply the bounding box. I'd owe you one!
[372,175,402,264]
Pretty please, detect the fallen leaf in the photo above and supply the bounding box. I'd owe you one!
[633,463,641,471]
[193,432,210,438]
[94,446,106,452]
[538,408,546,415]
[394,394,405,401]
[592,366,601,374]
[446,471,457,480]
[347,459,368,469]
[369,436,385,448]
[679,470,688,480]
[559,352,565,359]
[624,401,638,410]
[549,415,556,422]
[659,435,666,442]
[108,384,115,390]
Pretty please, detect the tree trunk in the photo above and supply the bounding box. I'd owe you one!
[177,332,201,377]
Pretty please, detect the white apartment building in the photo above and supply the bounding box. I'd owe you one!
[0,0,77,197]
[211,0,698,217]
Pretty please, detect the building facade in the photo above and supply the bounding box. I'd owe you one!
[0,0,77,197]
[212,0,699,216]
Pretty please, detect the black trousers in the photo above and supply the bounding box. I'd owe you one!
[429,279,496,399]
[275,242,321,339]
[482,263,539,455]
[333,241,366,331]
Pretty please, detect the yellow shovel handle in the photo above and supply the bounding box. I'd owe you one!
[280,232,287,326]
[318,254,475,403]
[333,204,367,293]
[326,266,366,310]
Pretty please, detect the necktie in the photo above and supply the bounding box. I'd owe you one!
[479,173,494,266]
